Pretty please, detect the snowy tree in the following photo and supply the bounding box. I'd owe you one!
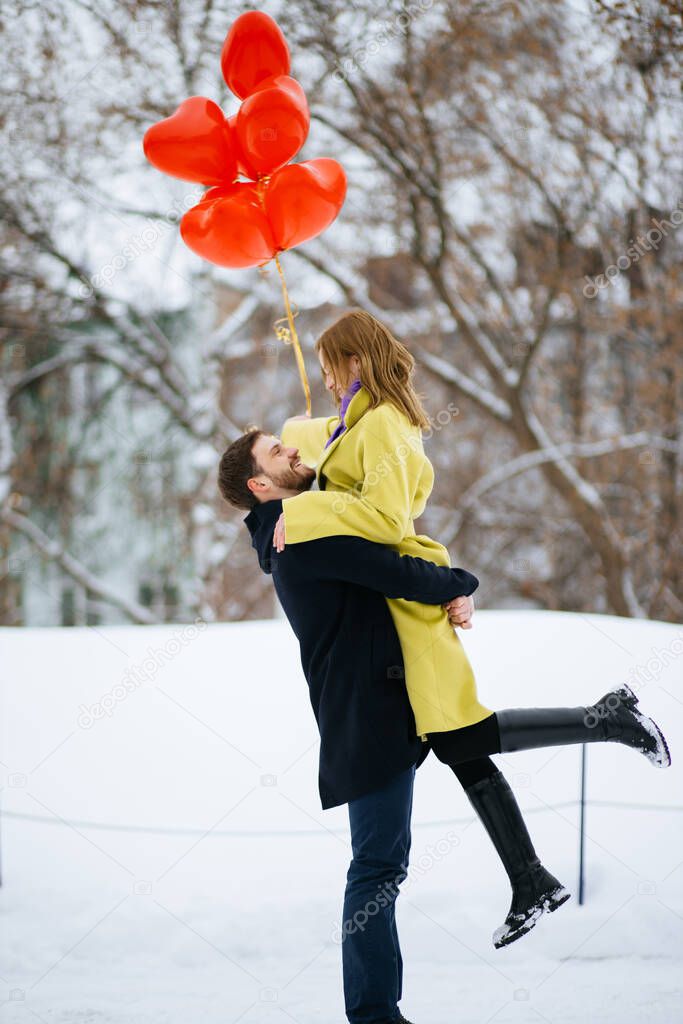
[1,0,681,625]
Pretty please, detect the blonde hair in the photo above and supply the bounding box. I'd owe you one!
[315,309,431,429]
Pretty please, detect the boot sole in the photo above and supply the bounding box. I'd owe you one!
[607,683,671,768]
[493,886,572,949]
[631,706,672,768]
[615,682,639,708]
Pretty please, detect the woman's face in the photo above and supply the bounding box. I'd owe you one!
[318,350,360,400]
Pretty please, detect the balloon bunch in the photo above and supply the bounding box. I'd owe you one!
[143,10,347,414]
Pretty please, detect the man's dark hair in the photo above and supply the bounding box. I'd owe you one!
[217,427,264,510]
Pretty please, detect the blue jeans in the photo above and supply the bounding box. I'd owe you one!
[342,764,415,1023]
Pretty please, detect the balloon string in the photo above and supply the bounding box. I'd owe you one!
[255,175,312,417]
[273,253,312,417]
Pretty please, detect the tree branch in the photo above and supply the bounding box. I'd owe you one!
[1,507,159,624]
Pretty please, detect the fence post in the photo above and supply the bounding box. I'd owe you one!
[578,743,586,904]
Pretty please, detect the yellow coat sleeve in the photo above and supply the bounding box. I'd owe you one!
[280,415,338,468]
[282,405,422,546]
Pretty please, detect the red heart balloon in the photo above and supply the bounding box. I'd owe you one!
[265,159,347,250]
[201,185,239,203]
[226,114,252,178]
[143,97,237,186]
[180,183,276,268]
[235,75,310,179]
[221,11,291,100]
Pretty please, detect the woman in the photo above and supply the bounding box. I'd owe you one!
[276,309,671,948]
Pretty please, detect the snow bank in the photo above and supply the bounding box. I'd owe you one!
[1,611,681,1022]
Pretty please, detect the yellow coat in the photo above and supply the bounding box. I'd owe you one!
[280,385,492,738]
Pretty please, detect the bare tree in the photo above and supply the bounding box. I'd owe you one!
[1,0,680,625]
[276,0,682,619]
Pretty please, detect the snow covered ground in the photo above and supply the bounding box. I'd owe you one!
[1,610,682,1023]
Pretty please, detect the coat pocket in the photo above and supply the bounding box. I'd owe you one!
[370,623,405,684]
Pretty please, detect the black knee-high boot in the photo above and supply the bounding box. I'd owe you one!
[434,685,670,950]
[464,770,570,948]
[497,683,671,768]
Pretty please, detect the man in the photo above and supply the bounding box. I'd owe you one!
[218,427,477,1024]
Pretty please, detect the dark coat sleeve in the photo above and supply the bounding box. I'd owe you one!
[278,535,479,603]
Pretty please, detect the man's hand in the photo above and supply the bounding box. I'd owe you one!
[442,594,475,630]
[273,511,286,552]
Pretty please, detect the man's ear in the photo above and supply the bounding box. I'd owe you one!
[246,476,266,496]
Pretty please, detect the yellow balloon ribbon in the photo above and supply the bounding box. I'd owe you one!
[255,175,312,417]
[273,252,312,417]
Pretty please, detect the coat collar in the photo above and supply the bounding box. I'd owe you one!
[317,385,373,483]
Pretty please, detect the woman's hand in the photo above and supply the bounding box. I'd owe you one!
[442,594,475,630]
[273,512,286,552]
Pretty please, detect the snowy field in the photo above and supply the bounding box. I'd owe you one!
[1,610,682,1024]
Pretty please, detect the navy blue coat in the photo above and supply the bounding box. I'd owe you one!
[244,498,479,809]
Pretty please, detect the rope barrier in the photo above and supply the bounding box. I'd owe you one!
[2,798,681,838]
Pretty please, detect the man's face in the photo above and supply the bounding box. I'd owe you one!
[249,434,316,500]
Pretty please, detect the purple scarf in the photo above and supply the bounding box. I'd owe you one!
[324,378,362,449]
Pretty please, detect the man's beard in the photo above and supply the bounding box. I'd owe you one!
[270,463,316,493]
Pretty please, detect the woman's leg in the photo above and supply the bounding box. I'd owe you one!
[462,768,570,947]
[449,754,499,788]
[431,683,670,948]
[428,683,671,768]
[446,750,569,948]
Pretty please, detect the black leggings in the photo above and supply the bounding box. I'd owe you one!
[428,713,502,788]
